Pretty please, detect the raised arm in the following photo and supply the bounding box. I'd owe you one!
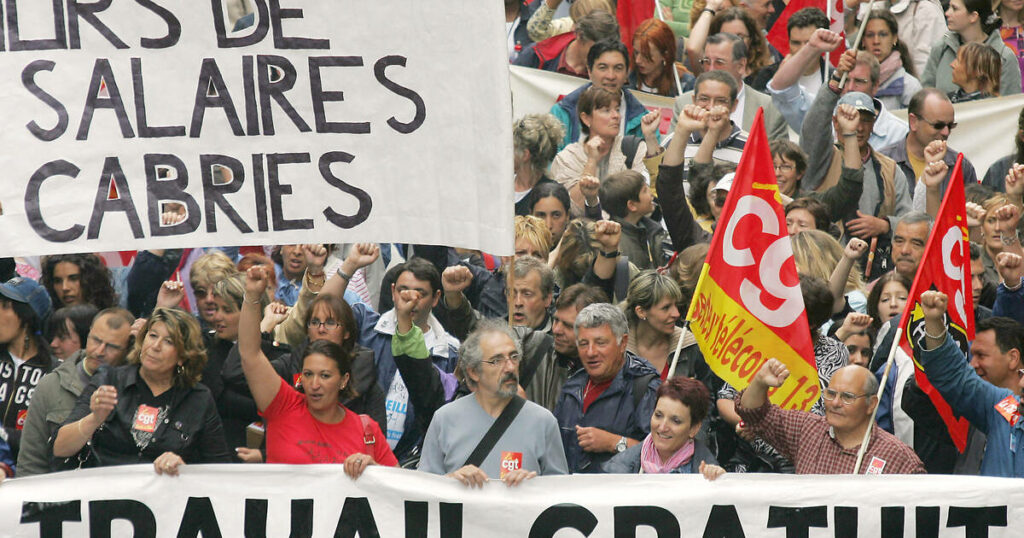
[829,237,867,313]
[769,29,842,92]
[685,0,726,74]
[240,266,282,412]
[320,243,380,300]
[739,358,790,410]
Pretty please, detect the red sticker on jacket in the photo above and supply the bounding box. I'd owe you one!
[133,405,160,433]
[865,456,886,475]
[292,374,302,389]
[16,410,27,430]
[500,451,523,479]
[995,395,1019,426]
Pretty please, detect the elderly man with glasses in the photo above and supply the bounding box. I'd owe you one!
[419,320,567,487]
[734,358,925,474]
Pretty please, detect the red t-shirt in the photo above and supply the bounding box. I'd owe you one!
[582,378,613,412]
[261,378,398,466]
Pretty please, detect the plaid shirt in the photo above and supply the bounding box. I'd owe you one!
[735,392,926,475]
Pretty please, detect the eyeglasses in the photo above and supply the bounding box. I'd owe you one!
[307,318,340,330]
[774,163,795,172]
[695,95,733,108]
[822,388,870,405]
[482,353,522,366]
[698,57,732,68]
[912,113,957,131]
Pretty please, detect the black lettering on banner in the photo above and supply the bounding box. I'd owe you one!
[89,499,156,538]
[946,506,1007,537]
[290,499,314,538]
[334,497,380,538]
[132,58,186,138]
[190,58,245,137]
[257,55,311,135]
[77,59,136,140]
[135,0,181,48]
[702,505,745,538]
[267,153,313,231]
[320,151,372,229]
[20,500,81,536]
[145,154,201,236]
[251,154,269,232]
[766,506,827,538]
[88,157,144,239]
[22,60,69,141]
[373,56,426,134]
[242,56,261,135]
[269,0,329,49]
[25,160,85,242]
[833,507,857,538]
[404,501,463,537]
[881,507,905,538]
[243,499,268,538]
[528,504,598,537]
[7,0,66,51]
[67,0,128,49]
[308,56,370,134]
[200,154,252,233]
[613,506,679,537]
[212,0,269,48]
[916,506,940,538]
[176,497,222,538]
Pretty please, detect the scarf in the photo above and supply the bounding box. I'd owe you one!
[878,52,903,88]
[639,433,694,474]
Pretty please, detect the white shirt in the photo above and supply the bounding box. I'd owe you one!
[730,84,746,127]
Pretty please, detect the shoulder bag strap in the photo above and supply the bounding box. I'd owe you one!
[463,396,526,468]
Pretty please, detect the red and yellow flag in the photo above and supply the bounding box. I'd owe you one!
[898,154,974,451]
[686,109,819,410]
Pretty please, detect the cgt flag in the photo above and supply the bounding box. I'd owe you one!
[686,109,819,410]
[898,154,974,452]
[616,0,655,56]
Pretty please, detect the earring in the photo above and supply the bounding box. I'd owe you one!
[175,364,184,376]
[640,316,647,321]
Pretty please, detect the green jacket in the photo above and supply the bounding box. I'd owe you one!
[16,351,87,477]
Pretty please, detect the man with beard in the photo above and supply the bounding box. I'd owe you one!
[419,320,568,486]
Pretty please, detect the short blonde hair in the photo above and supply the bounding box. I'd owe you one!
[189,250,238,288]
[515,215,553,256]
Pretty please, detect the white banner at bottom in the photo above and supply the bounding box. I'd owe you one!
[1,464,1021,536]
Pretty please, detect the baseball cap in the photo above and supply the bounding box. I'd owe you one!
[713,172,736,193]
[835,92,881,117]
[0,277,52,323]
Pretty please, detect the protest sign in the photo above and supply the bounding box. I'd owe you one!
[2,465,1021,536]
[0,1,514,257]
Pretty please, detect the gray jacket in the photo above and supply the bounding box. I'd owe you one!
[922,30,1022,97]
[16,351,87,476]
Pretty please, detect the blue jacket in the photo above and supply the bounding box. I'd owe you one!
[919,335,1024,477]
[553,352,660,473]
[602,438,717,474]
[550,83,654,150]
[993,279,1024,324]
[351,302,458,461]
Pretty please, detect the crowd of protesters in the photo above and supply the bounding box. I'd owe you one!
[1,0,1024,488]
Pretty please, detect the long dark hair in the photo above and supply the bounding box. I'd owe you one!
[40,254,117,309]
[860,10,917,78]
[301,339,358,401]
[963,0,1002,35]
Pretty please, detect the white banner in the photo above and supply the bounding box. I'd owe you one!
[512,65,1022,177]
[2,465,1023,536]
[0,1,514,257]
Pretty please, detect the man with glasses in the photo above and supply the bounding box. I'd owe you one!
[553,303,660,473]
[670,33,788,140]
[419,320,567,486]
[17,308,134,476]
[879,88,979,198]
[735,358,925,474]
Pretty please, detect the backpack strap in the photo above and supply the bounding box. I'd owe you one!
[613,256,630,302]
[632,373,658,411]
[359,415,377,456]
[621,135,641,170]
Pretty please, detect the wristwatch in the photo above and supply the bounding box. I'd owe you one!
[615,437,628,453]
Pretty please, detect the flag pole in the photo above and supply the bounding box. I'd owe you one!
[666,320,692,378]
[853,326,902,473]
[653,0,685,97]
[838,0,876,87]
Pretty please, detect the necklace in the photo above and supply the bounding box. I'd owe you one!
[583,379,593,401]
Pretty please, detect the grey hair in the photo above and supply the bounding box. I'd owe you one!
[513,113,564,178]
[895,211,934,231]
[457,320,522,390]
[574,302,628,340]
[513,255,555,298]
[861,367,880,396]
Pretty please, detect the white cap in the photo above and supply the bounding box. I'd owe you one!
[714,172,736,193]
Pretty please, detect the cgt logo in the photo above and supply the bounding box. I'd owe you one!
[941,225,969,324]
[722,194,802,328]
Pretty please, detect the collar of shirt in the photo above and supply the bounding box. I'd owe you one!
[729,84,746,127]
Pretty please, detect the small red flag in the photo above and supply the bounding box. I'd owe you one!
[616,0,655,57]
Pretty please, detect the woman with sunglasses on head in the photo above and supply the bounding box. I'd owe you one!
[237,266,396,476]
[922,0,1022,96]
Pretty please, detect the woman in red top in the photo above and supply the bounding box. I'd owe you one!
[238,266,396,478]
